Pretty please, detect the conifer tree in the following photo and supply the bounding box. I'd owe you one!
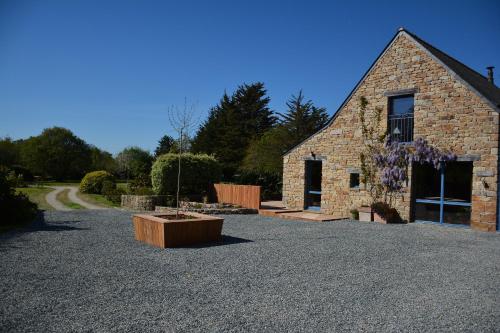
[278,90,329,146]
[191,83,275,179]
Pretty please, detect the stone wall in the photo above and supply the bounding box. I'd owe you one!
[283,32,499,232]
[121,195,173,211]
[155,206,257,215]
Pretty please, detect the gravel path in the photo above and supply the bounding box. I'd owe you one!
[1,210,499,332]
[45,186,72,211]
[45,186,103,210]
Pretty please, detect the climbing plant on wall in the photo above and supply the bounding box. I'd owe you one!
[358,96,387,204]
[373,137,457,206]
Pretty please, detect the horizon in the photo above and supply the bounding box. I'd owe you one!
[1,0,499,154]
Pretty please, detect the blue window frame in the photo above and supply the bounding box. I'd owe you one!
[305,160,322,211]
[414,162,472,226]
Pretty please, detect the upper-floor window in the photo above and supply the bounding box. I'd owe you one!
[388,95,414,142]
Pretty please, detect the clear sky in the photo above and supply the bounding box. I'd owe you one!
[1,0,499,154]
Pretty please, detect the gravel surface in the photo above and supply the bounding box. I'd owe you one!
[45,187,72,211]
[1,210,499,332]
[45,186,103,211]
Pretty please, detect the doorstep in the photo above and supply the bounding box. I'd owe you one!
[258,208,302,217]
[274,211,338,222]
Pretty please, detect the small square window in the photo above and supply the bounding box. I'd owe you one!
[350,173,360,189]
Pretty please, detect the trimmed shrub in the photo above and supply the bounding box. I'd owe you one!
[151,153,222,195]
[80,171,115,194]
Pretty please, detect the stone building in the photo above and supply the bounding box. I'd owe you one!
[282,28,500,232]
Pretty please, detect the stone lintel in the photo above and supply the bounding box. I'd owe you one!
[457,154,481,162]
[384,88,419,97]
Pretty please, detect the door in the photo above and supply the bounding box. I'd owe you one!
[305,160,322,211]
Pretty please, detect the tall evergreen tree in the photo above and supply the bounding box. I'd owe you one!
[154,135,176,157]
[279,90,329,146]
[243,91,329,175]
[191,83,275,178]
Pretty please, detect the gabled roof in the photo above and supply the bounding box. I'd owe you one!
[284,28,500,156]
[406,30,500,109]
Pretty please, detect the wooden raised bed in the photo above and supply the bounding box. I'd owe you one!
[132,212,224,248]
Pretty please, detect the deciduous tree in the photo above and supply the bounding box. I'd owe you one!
[20,127,92,180]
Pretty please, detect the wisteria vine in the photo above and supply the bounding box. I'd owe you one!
[373,137,456,204]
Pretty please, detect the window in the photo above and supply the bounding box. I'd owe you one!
[413,162,472,225]
[388,95,414,142]
[349,173,360,189]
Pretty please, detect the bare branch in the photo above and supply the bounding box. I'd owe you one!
[166,98,199,217]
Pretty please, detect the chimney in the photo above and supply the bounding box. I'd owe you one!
[486,66,494,85]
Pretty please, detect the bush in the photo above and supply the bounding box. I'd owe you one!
[235,170,282,201]
[350,209,359,220]
[128,173,152,193]
[9,165,34,182]
[101,180,116,193]
[128,186,155,195]
[101,181,125,204]
[80,171,115,194]
[151,153,222,195]
[0,168,37,229]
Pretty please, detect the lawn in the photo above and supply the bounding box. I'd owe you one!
[77,192,120,208]
[77,182,131,208]
[34,181,81,187]
[15,186,53,211]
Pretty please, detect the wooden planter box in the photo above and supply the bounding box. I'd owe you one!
[358,206,373,222]
[132,212,224,248]
[373,212,401,224]
[373,212,388,224]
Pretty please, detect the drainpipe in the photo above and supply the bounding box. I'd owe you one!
[497,114,500,231]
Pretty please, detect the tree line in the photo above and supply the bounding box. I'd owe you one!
[0,128,153,182]
[190,82,329,195]
[0,82,329,196]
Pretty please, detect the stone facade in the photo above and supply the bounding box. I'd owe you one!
[283,31,499,232]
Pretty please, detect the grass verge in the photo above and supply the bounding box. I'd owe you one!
[15,187,53,211]
[56,189,85,209]
[77,192,120,208]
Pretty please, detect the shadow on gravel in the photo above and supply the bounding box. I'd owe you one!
[0,211,88,246]
[179,235,253,249]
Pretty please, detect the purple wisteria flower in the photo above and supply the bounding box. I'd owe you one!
[374,137,456,194]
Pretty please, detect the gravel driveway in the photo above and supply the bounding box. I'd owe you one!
[1,210,499,332]
[45,186,103,210]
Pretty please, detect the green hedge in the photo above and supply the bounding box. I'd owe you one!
[151,153,222,195]
[79,170,115,194]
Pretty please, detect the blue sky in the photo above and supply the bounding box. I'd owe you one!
[1,0,499,154]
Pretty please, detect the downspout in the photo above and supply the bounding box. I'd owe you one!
[497,113,500,231]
